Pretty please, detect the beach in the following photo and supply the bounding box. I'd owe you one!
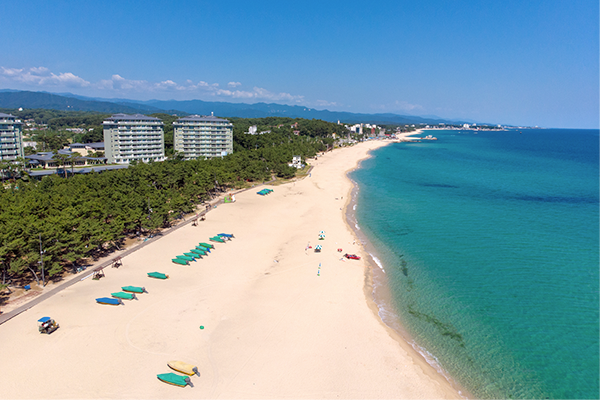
[0,137,460,399]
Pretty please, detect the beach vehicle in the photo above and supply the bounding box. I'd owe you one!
[218,233,234,238]
[111,292,137,300]
[168,361,200,376]
[184,252,200,259]
[176,255,196,262]
[38,317,59,334]
[209,236,225,243]
[157,372,193,387]
[199,242,214,249]
[121,286,147,294]
[315,245,322,253]
[148,272,169,279]
[172,258,188,266]
[344,253,361,260]
[96,297,123,306]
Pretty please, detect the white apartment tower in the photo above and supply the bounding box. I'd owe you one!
[0,113,24,161]
[103,113,165,164]
[173,115,233,159]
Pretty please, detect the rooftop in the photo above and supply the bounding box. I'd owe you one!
[175,115,231,123]
[104,113,162,122]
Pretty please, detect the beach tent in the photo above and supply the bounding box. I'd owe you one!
[148,272,169,279]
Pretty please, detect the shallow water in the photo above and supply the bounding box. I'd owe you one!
[350,129,599,399]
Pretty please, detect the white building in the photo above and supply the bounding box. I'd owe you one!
[0,113,24,161]
[102,114,165,164]
[173,115,233,159]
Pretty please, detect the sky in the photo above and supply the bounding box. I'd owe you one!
[1,0,598,128]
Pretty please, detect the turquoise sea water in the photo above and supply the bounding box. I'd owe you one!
[350,129,599,399]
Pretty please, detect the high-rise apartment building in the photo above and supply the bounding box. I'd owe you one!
[173,115,233,159]
[0,113,24,161]
[103,114,165,164]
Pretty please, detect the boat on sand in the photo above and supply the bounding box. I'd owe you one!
[168,361,200,376]
[157,372,193,387]
[111,292,137,300]
[121,286,147,293]
[148,272,169,279]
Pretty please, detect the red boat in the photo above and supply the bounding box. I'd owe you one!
[344,254,360,260]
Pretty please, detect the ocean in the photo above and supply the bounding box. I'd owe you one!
[349,129,599,399]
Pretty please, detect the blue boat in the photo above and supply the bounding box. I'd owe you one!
[218,233,235,238]
[96,297,123,306]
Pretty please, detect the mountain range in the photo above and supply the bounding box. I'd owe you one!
[0,89,479,126]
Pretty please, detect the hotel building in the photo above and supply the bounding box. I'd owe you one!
[0,113,24,161]
[103,114,165,164]
[173,115,233,159]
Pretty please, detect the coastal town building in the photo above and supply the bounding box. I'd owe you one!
[173,115,233,159]
[102,114,165,164]
[0,113,24,161]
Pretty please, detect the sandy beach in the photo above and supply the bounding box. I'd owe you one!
[0,136,461,399]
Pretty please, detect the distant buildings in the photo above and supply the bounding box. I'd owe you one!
[102,114,165,164]
[0,113,24,161]
[173,115,233,159]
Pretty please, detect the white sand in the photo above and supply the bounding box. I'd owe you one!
[0,139,461,399]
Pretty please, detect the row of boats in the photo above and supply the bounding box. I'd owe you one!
[94,231,234,387]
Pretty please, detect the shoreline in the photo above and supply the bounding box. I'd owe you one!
[0,138,463,399]
[342,142,470,398]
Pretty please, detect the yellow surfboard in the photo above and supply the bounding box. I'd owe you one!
[168,361,200,376]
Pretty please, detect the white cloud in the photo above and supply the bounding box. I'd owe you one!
[0,65,306,104]
[315,100,338,107]
[0,66,90,87]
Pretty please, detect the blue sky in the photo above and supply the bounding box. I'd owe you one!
[1,0,598,128]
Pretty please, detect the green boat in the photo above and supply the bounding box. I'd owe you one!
[157,372,193,387]
[199,242,214,249]
[111,292,137,300]
[121,286,147,293]
[190,249,206,256]
[148,272,169,279]
[172,258,188,266]
[176,255,195,262]
[194,246,208,253]
[209,236,225,243]
[184,252,200,259]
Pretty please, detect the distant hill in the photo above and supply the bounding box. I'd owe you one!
[0,90,475,125]
[0,90,149,114]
